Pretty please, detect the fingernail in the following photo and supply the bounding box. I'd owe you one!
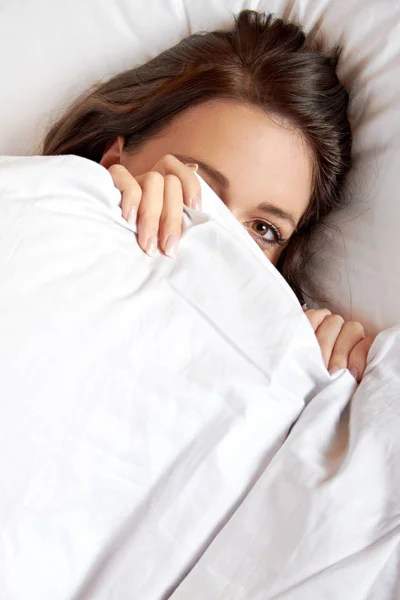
[350,367,359,381]
[165,234,179,258]
[146,235,158,257]
[329,365,340,375]
[186,163,199,172]
[192,195,201,211]
[128,206,137,225]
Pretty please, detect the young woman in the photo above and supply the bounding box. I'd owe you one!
[42,9,374,380]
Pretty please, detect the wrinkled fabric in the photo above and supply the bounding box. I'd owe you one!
[0,156,398,600]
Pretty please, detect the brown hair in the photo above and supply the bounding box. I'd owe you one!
[42,9,352,303]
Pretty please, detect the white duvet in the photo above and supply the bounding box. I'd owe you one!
[0,156,398,599]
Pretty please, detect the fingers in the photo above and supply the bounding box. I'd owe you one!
[136,171,164,256]
[347,335,376,382]
[150,154,202,210]
[124,171,185,258]
[159,174,184,258]
[328,321,365,377]
[108,155,201,259]
[304,308,332,332]
[108,164,142,224]
[314,314,345,368]
[306,309,373,383]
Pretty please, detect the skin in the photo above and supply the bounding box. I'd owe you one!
[100,99,375,381]
[101,99,311,263]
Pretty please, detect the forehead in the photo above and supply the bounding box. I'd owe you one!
[149,99,314,222]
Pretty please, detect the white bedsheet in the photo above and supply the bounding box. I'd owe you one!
[0,156,398,599]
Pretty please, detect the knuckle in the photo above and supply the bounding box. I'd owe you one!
[304,309,318,319]
[326,314,345,326]
[164,173,182,187]
[343,320,365,336]
[108,163,126,174]
[108,164,128,179]
[312,308,331,319]
[145,170,164,185]
[162,153,177,166]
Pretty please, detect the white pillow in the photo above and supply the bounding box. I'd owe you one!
[0,0,399,333]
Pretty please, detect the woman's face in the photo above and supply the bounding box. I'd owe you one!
[118,100,313,264]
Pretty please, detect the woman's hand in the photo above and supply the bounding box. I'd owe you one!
[304,307,376,383]
[108,155,201,257]
[108,161,374,383]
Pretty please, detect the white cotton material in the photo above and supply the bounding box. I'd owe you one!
[0,155,399,600]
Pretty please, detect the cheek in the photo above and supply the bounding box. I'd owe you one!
[267,246,285,266]
[122,152,150,176]
[121,142,166,176]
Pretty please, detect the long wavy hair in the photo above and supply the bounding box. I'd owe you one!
[42,9,352,302]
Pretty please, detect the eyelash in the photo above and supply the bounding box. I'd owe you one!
[199,174,287,249]
[244,219,287,247]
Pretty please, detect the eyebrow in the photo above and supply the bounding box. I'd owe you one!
[173,153,230,189]
[174,153,298,230]
[256,203,297,230]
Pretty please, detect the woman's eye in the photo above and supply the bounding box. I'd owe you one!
[251,220,276,240]
[248,220,283,244]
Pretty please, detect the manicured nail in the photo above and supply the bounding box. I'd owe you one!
[329,365,340,375]
[350,367,359,381]
[128,206,137,225]
[165,234,179,258]
[146,235,158,257]
[192,195,201,211]
[186,163,199,172]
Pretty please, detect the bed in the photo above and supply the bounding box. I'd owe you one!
[0,1,399,598]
